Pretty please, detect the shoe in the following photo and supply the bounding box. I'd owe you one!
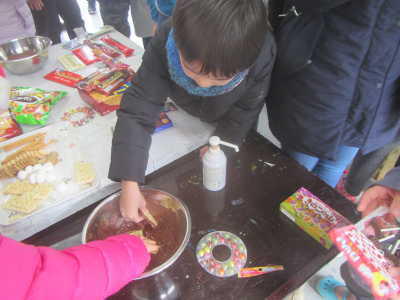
[316,276,349,300]
[88,6,96,14]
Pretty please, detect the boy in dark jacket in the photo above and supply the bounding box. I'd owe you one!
[109,0,276,222]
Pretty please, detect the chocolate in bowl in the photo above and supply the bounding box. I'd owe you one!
[82,188,191,278]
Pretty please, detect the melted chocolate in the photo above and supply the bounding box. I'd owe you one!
[85,190,187,271]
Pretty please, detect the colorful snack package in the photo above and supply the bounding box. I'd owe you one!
[72,45,100,65]
[0,111,22,141]
[280,187,351,249]
[58,54,86,72]
[85,40,121,58]
[44,69,84,87]
[330,225,400,299]
[100,36,134,57]
[9,87,67,125]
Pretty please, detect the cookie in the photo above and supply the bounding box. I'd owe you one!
[74,161,95,185]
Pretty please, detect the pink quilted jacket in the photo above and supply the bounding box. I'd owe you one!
[0,234,150,300]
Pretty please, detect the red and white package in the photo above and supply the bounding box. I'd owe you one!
[72,45,100,65]
[330,225,400,299]
[101,36,134,57]
[44,69,84,87]
[85,40,121,58]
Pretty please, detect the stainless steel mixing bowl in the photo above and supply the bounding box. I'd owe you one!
[82,188,191,279]
[0,36,52,75]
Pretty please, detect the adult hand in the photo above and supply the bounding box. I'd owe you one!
[357,185,400,218]
[28,0,44,10]
[120,181,149,223]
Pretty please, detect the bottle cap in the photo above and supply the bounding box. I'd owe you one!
[209,136,239,152]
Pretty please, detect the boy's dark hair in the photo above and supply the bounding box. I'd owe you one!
[173,0,269,78]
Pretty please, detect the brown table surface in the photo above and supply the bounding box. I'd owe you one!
[25,131,360,300]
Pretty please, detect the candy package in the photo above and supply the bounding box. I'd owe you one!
[9,87,67,125]
[330,225,400,299]
[44,69,84,87]
[0,111,22,141]
[84,40,121,58]
[155,112,173,133]
[72,45,100,65]
[100,36,134,57]
[280,187,351,249]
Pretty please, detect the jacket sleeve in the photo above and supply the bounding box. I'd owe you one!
[109,24,171,183]
[376,167,400,192]
[214,35,276,146]
[0,234,150,300]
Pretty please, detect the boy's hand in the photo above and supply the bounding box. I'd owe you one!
[357,185,400,218]
[120,181,149,223]
[28,0,44,10]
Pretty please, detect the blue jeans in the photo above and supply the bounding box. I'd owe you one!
[285,146,359,187]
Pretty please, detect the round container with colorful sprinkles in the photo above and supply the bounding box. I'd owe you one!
[62,106,95,127]
[196,231,247,277]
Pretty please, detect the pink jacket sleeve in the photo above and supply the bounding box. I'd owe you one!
[0,234,150,300]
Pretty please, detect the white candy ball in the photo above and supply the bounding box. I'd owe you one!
[29,174,37,184]
[25,165,34,174]
[43,162,54,171]
[56,183,68,193]
[17,170,27,180]
[33,164,43,171]
[36,173,45,184]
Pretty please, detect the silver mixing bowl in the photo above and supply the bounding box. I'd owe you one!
[0,36,52,75]
[82,188,191,279]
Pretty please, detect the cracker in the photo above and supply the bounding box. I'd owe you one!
[2,182,53,214]
[3,180,34,195]
[74,161,95,185]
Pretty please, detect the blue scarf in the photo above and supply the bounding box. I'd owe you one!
[166,30,248,97]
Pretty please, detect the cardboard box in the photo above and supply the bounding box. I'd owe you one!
[280,187,351,249]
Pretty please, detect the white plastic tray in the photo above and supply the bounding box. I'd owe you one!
[0,123,100,226]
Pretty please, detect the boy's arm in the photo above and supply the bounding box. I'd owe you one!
[109,26,171,184]
[214,34,276,146]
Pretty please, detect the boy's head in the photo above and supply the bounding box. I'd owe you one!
[173,0,269,88]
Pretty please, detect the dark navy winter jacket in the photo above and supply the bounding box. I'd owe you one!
[267,0,400,160]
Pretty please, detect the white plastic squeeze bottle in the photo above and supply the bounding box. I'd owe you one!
[203,136,239,191]
[0,66,10,112]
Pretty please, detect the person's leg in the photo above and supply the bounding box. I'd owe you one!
[142,37,152,50]
[88,0,96,14]
[313,146,359,187]
[345,142,400,196]
[284,148,320,171]
[33,0,62,44]
[98,0,131,37]
[56,0,85,40]
[130,0,155,38]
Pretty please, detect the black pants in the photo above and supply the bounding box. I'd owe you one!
[98,0,152,49]
[345,142,400,196]
[341,263,373,300]
[32,0,84,44]
[98,0,131,37]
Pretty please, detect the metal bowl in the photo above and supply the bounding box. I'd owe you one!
[82,188,191,279]
[0,36,52,75]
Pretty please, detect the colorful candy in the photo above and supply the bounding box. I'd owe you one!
[196,231,247,278]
